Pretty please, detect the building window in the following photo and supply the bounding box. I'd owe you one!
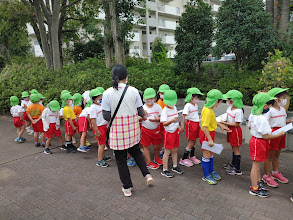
[34,41,39,45]
[134,46,139,50]
[176,7,180,14]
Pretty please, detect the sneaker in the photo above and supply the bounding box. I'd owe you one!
[35,143,41,147]
[15,137,19,142]
[258,180,269,191]
[77,146,88,153]
[249,187,269,198]
[85,146,91,151]
[41,143,46,148]
[67,145,77,153]
[154,157,163,166]
[145,174,154,185]
[271,171,289,184]
[189,156,201,164]
[60,145,67,150]
[179,158,194,167]
[172,166,184,174]
[20,137,26,142]
[96,160,109,167]
[161,170,174,178]
[103,156,112,162]
[86,141,91,147]
[122,187,132,197]
[127,157,136,167]
[17,138,24,143]
[290,194,293,203]
[226,168,242,175]
[223,163,234,169]
[44,148,52,155]
[202,174,217,185]
[262,174,279,188]
[147,161,160,170]
[210,171,221,181]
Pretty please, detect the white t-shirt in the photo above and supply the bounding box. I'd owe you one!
[183,103,200,122]
[20,100,29,112]
[226,106,243,124]
[90,104,107,126]
[248,114,272,138]
[79,107,90,118]
[82,91,91,104]
[47,109,58,123]
[264,106,287,128]
[160,106,179,133]
[59,108,64,117]
[142,103,162,130]
[10,105,22,117]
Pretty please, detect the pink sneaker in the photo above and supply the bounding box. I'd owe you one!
[262,174,279,188]
[189,156,201,164]
[271,171,289,184]
[179,158,194,167]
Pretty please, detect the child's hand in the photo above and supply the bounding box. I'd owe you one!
[220,125,231,133]
[32,119,37,124]
[72,126,76,132]
[95,130,101,138]
[179,126,184,134]
[278,131,286,137]
[208,140,214,147]
[172,117,178,123]
[149,116,158,122]
[180,125,185,133]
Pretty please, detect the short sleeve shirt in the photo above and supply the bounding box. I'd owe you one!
[26,104,45,119]
[183,103,200,122]
[226,106,243,124]
[160,106,179,133]
[200,107,217,131]
[10,105,22,117]
[48,109,58,123]
[63,106,76,121]
[21,100,29,112]
[79,107,90,117]
[264,106,287,128]
[248,114,272,138]
[73,106,82,116]
[142,103,162,130]
[90,104,108,126]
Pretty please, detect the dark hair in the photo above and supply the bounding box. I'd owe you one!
[112,65,128,90]
[192,94,202,99]
[266,100,275,106]
[92,96,98,101]
[275,91,289,98]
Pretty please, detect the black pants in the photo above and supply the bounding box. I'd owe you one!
[114,143,149,189]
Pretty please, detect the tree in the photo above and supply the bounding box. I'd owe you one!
[215,0,277,71]
[174,0,213,75]
[151,38,168,62]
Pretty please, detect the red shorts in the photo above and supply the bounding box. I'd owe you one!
[249,136,269,162]
[227,126,243,146]
[23,112,29,121]
[185,120,200,140]
[269,127,286,150]
[93,124,107,145]
[32,119,44,132]
[65,119,77,136]
[159,123,165,135]
[13,117,25,128]
[45,123,61,138]
[78,117,88,133]
[163,128,180,150]
[199,129,215,147]
[140,126,162,146]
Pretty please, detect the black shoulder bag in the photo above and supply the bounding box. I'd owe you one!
[106,85,129,148]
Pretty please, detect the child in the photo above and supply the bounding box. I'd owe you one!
[20,91,33,135]
[248,93,285,198]
[263,88,292,187]
[200,89,230,185]
[179,88,204,167]
[141,88,163,170]
[10,96,25,143]
[61,92,77,153]
[77,100,92,153]
[89,88,111,167]
[73,93,83,116]
[26,94,45,147]
[160,90,184,178]
[42,100,66,154]
[220,90,244,175]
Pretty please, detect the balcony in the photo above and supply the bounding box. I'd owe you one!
[26,24,35,36]
[147,17,158,27]
[142,34,158,43]
[167,50,176,58]
[128,32,140,42]
[162,36,176,45]
[146,1,157,11]
[129,49,141,57]
[158,5,180,17]
[158,20,177,30]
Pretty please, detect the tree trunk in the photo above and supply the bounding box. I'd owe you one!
[274,0,280,29]
[266,0,274,24]
[279,0,290,40]
[51,0,61,70]
[103,4,114,68]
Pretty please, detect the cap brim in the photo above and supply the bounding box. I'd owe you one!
[164,99,177,106]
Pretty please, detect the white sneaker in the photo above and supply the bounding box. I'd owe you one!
[122,187,132,197]
[145,174,154,185]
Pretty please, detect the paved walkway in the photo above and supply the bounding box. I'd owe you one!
[0,116,292,220]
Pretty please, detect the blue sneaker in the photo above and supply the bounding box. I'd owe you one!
[127,157,136,167]
[210,171,221,181]
[202,174,217,185]
[85,146,91,151]
[20,137,26,142]
[77,146,88,153]
[15,137,20,142]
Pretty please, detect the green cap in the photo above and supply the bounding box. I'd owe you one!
[22,91,29,98]
[185,88,204,103]
[49,100,61,111]
[61,93,74,101]
[158,84,170,93]
[61,90,71,96]
[251,93,277,115]
[205,89,226,108]
[267,88,289,98]
[85,100,92,108]
[10,96,19,106]
[29,89,39,94]
[38,93,45,99]
[89,88,102,98]
[144,88,156,99]
[96,87,105,94]
[224,90,244,108]
[164,90,177,106]
[73,93,82,106]
[30,93,40,103]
